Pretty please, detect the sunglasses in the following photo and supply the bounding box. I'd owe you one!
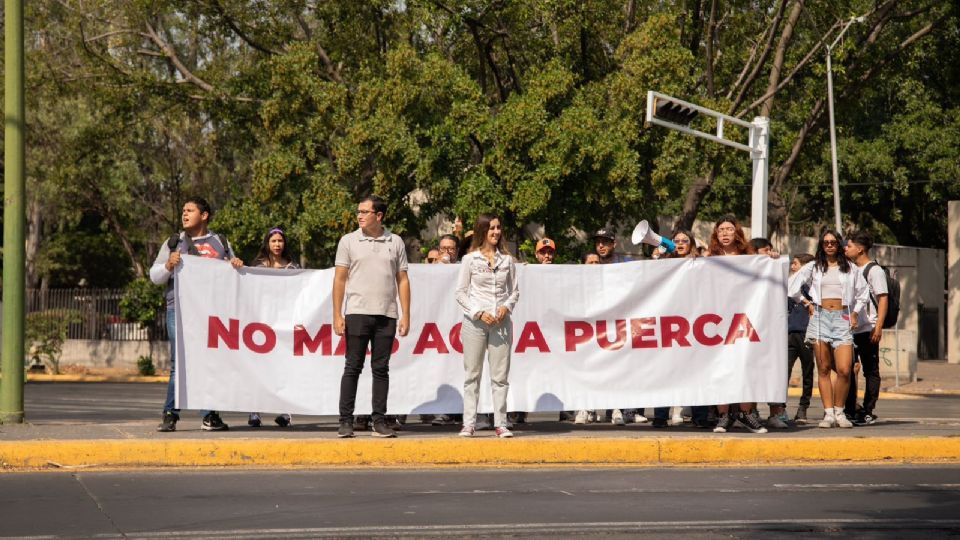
[822,240,842,247]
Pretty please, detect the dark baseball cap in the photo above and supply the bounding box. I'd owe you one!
[593,228,615,241]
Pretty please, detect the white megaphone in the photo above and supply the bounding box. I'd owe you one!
[631,220,676,253]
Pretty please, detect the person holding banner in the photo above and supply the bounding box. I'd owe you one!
[651,229,712,429]
[706,215,769,434]
[151,197,244,433]
[789,230,868,429]
[456,213,520,438]
[333,195,411,439]
[248,227,299,429]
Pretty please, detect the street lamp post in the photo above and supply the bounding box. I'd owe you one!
[826,15,865,233]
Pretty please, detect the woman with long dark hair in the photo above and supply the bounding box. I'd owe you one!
[788,230,868,428]
[455,213,520,438]
[704,215,770,434]
[248,227,299,428]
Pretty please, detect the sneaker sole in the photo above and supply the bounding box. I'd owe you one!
[337,433,355,438]
[201,426,229,431]
[371,432,397,438]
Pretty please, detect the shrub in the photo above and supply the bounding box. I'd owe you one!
[120,278,165,330]
[136,355,156,376]
[26,309,81,375]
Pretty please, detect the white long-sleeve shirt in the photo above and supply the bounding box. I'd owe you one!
[788,260,869,314]
[455,250,520,319]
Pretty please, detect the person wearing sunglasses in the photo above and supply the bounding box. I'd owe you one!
[788,230,869,429]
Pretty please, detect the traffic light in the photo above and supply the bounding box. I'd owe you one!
[654,98,699,126]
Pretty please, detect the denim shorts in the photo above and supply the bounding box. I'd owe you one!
[805,307,854,348]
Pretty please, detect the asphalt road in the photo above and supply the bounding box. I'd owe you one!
[1,467,959,538]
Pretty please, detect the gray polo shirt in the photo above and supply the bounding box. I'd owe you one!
[335,228,409,318]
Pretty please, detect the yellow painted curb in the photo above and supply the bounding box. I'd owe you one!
[1,437,957,470]
[23,374,167,383]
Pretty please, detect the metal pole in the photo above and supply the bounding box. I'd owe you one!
[1,0,26,424]
[826,50,843,233]
[750,117,770,239]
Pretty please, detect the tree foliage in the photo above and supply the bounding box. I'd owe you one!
[17,0,959,285]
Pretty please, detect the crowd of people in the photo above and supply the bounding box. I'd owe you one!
[150,195,890,437]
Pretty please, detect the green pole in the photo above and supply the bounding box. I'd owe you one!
[1,0,26,424]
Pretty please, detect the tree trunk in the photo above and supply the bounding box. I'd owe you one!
[25,198,43,288]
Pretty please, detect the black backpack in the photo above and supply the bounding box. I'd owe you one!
[863,262,900,329]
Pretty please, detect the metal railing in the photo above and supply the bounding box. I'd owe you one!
[26,288,167,341]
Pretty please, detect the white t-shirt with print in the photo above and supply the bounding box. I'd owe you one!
[853,262,889,334]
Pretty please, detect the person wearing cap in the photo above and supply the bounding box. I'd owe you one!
[591,228,645,425]
[535,238,556,263]
[593,228,631,264]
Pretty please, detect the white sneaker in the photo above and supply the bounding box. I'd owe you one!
[670,407,684,426]
[458,425,475,437]
[818,414,837,428]
[835,408,853,428]
[587,411,597,423]
[612,409,625,425]
[633,413,649,423]
[574,410,589,424]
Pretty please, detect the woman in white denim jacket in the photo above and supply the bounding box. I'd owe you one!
[788,230,869,429]
[455,213,520,438]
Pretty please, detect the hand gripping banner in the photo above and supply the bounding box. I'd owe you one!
[174,255,788,414]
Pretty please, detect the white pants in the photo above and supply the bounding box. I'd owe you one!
[461,315,512,428]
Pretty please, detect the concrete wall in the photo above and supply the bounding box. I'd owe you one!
[60,340,170,371]
[949,201,960,364]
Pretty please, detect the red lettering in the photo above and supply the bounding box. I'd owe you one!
[449,323,463,354]
[413,323,449,354]
[725,313,761,344]
[392,338,400,355]
[207,317,239,349]
[630,318,658,348]
[693,314,724,346]
[596,320,627,351]
[660,316,691,347]
[293,325,332,356]
[565,321,594,352]
[515,322,550,353]
[242,322,276,354]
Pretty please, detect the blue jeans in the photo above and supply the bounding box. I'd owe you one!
[163,308,210,417]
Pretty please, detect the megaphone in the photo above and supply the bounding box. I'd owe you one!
[631,220,676,253]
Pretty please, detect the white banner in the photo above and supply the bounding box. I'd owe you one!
[175,255,788,414]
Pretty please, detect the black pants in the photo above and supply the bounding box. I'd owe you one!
[846,330,881,416]
[787,331,814,409]
[339,314,396,424]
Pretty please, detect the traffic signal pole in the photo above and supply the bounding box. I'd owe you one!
[2,0,26,424]
[645,91,770,238]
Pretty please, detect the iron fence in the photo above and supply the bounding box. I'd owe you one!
[26,288,167,341]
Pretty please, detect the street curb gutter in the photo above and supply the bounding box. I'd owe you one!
[2,437,958,470]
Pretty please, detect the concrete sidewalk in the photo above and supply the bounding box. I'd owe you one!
[1,361,957,471]
[2,408,958,470]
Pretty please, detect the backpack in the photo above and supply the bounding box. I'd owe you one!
[863,262,900,329]
[167,232,231,257]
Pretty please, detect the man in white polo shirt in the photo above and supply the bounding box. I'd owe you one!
[333,195,411,438]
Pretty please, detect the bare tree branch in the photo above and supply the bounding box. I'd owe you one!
[144,19,215,92]
[728,0,788,113]
[208,0,278,55]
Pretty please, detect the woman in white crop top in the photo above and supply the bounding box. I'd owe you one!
[788,230,869,429]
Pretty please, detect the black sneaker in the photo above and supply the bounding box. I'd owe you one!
[157,411,178,432]
[201,412,229,431]
[248,413,262,427]
[736,411,768,434]
[853,412,877,426]
[652,418,669,428]
[794,406,808,424]
[275,414,291,427]
[354,415,371,431]
[372,421,397,438]
[713,413,735,433]
[337,421,355,438]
